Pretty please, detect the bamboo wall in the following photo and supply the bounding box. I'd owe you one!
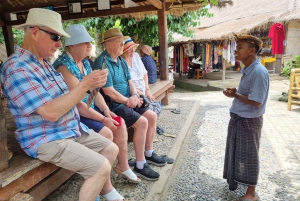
[286,20,300,57]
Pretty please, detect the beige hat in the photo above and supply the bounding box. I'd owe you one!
[101,28,124,43]
[16,8,70,38]
[141,45,153,56]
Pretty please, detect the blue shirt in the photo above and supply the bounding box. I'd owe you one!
[230,59,269,118]
[53,53,94,108]
[93,50,132,111]
[141,55,157,84]
[0,46,90,158]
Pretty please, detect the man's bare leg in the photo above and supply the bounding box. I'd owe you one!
[132,116,148,161]
[142,110,157,151]
[242,186,257,201]
[79,142,118,201]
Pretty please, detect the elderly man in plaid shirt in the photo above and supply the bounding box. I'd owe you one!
[0,8,125,201]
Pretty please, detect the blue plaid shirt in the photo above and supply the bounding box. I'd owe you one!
[0,46,90,158]
[141,55,157,84]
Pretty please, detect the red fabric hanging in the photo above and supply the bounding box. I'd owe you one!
[268,22,285,54]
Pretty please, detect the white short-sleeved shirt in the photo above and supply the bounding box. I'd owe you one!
[128,52,148,94]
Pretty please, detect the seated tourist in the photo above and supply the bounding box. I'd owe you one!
[53,24,140,184]
[0,9,124,201]
[93,28,167,181]
[121,37,162,119]
[140,45,157,84]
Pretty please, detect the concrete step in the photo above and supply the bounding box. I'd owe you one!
[145,100,201,201]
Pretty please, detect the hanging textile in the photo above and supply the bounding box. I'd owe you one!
[230,40,236,66]
[268,22,285,54]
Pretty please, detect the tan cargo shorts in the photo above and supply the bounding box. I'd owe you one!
[37,129,112,179]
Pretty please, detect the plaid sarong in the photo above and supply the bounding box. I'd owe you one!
[223,112,263,190]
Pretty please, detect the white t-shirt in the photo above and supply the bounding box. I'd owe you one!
[128,52,148,95]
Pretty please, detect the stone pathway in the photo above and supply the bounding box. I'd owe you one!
[160,91,299,201]
[44,79,300,201]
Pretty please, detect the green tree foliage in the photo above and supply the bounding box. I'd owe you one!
[0,5,214,48]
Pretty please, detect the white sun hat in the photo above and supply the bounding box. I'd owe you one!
[16,8,70,38]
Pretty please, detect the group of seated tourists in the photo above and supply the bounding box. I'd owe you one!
[0,8,170,201]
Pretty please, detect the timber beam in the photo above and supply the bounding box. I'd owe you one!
[146,0,162,9]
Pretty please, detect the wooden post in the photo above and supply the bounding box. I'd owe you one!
[157,0,168,80]
[2,24,15,57]
[0,100,9,171]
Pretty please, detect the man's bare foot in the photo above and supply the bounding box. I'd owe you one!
[239,194,257,201]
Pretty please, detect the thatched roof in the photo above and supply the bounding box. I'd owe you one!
[0,0,222,24]
[171,0,297,44]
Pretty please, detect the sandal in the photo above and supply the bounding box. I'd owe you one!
[113,167,141,183]
[238,195,258,201]
[156,126,164,134]
[102,188,125,201]
[171,108,180,114]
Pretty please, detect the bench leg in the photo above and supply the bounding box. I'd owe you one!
[161,90,170,105]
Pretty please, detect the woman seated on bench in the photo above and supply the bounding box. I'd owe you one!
[121,37,162,128]
[53,24,140,184]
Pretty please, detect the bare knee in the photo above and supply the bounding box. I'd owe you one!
[94,158,111,179]
[146,110,157,123]
[99,127,113,141]
[133,116,148,130]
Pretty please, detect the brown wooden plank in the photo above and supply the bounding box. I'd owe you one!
[0,162,59,201]
[0,155,43,188]
[27,168,74,201]
[146,0,162,9]
[157,0,168,80]
[0,100,8,172]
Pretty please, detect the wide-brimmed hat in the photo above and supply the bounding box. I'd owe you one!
[16,8,70,38]
[101,28,124,43]
[123,36,139,53]
[140,45,152,56]
[65,24,93,46]
[235,34,263,50]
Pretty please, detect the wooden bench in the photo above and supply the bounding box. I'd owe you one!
[0,98,75,201]
[127,79,174,142]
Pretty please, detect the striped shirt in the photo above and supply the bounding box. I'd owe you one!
[93,50,132,111]
[0,46,89,158]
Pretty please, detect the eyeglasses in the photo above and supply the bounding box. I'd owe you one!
[111,40,124,46]
[30,27,62,42]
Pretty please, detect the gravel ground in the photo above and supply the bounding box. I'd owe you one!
[162,92,298,201]
[44,96,195,201]
[44,89,297,201]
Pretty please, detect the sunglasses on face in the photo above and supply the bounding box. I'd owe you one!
[30,27,62,42]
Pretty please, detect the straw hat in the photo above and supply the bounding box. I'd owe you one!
[101,28,124,43]
[123,36,139,53]
[140,45,152,56]
[16,8,70,37]
[65,24,93,46]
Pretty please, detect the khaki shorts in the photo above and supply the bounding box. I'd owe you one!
[37,130,112,179]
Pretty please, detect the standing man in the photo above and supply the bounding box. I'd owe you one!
[0,9,124,201]
[223,35,269,201]
[93,28,167,181]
